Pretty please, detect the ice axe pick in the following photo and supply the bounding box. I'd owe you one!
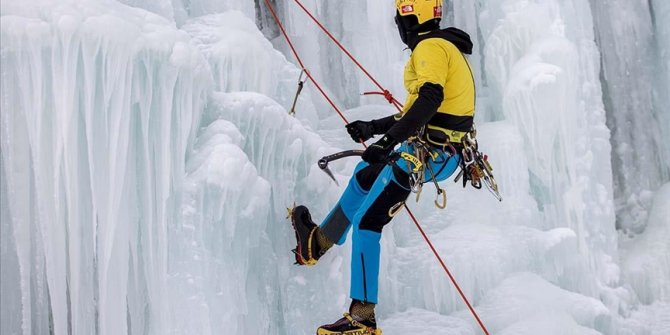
[317,150,365,186]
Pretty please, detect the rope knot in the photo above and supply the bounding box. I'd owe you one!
[382,90,394,104]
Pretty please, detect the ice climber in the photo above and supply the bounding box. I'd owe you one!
[290,1,476,334]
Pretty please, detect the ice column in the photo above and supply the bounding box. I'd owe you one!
[590,0,669,232]
[182,11,319,128]
[480,0,617,294]
[0,2,211,334]
[651,0,670,186]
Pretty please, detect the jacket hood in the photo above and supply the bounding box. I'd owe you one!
[408,27,473,54]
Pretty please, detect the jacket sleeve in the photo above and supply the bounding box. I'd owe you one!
[371,115,398,134]
[386,83,443,142]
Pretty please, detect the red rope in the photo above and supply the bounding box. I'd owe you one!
[262,1,490,334]
[404,208,491,334]
[362,91,404,111]
[263,0,349,125]
[291,0,403,114]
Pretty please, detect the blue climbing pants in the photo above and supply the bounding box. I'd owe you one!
[319,143,461,303]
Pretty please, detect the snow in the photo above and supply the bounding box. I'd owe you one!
[620,301,670,335]
[384,308,475,335]
[474,272,611,333]
[1,0,669,335]
[621,183,670,304]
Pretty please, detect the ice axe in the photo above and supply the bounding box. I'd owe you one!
[317,150,365,186]
[317,149,422,186]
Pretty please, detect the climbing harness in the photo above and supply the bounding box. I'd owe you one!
[399,133,454,209]
[414,124,502,203]
[289,70,307,116]
[264,1,491,333]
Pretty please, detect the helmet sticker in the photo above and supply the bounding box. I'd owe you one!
[434,6,442,18]
[401,5,414,14]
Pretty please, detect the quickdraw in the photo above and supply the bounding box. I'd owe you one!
[289,69,307,116]
[405,136,449,209]
[454,130,502,201]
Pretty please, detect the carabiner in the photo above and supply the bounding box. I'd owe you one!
[388,201,405,217]
[434,188,447,209]
[289,69,307,116]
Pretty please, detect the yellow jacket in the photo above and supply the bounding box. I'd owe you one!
[379,28,475,143]
[403,37,475,118]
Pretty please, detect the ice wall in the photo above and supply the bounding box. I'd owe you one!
[171,113,272,335]
[590,0,670,232]
[164,10,354,334]
[621,183,670,305]
[185,90,359,334]
[274,0,408,113]
[114,0,409,112]
[116,0,255,26]
[3,0,669,334]
[0,1,210,334]
[182,12,319,128]
[651,0,670,189]
[478,0,617,295]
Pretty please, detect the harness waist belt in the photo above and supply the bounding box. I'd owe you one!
[428,113,474,132]
[424,113,473,147]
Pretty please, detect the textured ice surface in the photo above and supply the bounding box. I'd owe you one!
[0,1,211,334]
[173,116,271,334]
[591,0,670,232]
[383,308,475,335]
[182,12,319,129]
[621,183,670,304]
[2,0,669,334]
[620,301,670,335]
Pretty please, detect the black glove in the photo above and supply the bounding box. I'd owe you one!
[346,120,375,143]
[362,135,397,164]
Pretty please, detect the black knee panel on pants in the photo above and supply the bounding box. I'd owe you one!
[359,180,411,233]
[391,164,411,189]
[355,163,385,191]
[356,162,412,191]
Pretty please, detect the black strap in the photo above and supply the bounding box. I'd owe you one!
[427,113,474,133]
[386,83,443,143]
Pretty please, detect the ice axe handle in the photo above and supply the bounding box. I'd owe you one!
[318,150,365,169]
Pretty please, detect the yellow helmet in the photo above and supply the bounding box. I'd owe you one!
[395,0,442,45]
[396,0,442,25]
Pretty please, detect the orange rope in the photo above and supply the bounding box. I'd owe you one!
[262,1,490,334]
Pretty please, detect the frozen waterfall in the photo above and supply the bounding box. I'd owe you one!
[1,0,668,334]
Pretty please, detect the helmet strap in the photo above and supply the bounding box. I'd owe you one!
[396,12,440,47]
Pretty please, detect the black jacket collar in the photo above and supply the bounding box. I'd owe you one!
[408,27,473,54]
